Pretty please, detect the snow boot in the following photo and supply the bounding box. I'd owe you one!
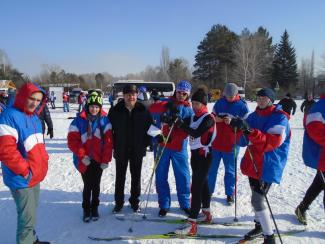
[244,220,263,240]
[112,204,123,213]
[174,218,197,236]
[295,203,307,225]
[83,208,91,223]
[263,234,275,244]
[34,239,50,244]
[227,195,234,205]
[197,209,212,224]
[91,206,99,221]
[131,203,140,213]
[158,208,168,217]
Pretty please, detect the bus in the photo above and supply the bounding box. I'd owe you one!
[110,80,175,106]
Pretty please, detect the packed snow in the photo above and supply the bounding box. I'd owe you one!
[0,100,324,244]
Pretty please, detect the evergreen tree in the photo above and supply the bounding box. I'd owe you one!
[271,30,298,89]
[193,24,238,88]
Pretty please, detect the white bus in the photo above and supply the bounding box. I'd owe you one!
[110,80,175,105]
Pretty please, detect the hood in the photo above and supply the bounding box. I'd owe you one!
[14,82,46,115]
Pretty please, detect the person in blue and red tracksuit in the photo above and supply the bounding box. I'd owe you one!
[229,88,290,244]
[173,88,216,236]
[295,89,325,226]
[0,82,50,244]
[208,83,249,204]
[154,80,194,217]
[68,91,112,223]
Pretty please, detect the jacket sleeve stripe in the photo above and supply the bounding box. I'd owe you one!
[24,133,44,152]
[0,124,18,142]
[81,132,88,143]
[306,112,325,125]
[267,125,286,145]
[103,123,112,133]
[69,125,79,132]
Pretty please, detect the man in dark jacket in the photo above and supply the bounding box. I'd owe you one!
[38,104,54,139]
[278,93,297,115]
[301,94,316,127]
[108,84,153,213]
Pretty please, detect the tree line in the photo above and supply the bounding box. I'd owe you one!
[0,23,324,98]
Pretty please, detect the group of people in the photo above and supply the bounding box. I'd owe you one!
[0,80,324,244]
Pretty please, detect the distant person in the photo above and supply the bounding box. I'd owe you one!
[137,86,152,109]
[295,89,325,225]
[63,92,70,112]
[68,91,112,222]
[0,82,50,244]
[38,104,54,139]
[278,93,297,115]
[6,88,16,107]
[0,92,8,113]
[77,92,87,112]
[301,94,316,127]
[49,91,56,109]
[108,84,153,213]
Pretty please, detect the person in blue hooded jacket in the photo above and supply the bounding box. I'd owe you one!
[229,88,290,244]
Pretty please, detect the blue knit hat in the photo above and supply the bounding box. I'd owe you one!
[257,88,275,102]
[176,80,192,94]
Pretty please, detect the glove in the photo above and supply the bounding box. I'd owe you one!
[47,128,54,139]
[166,101,178,115]
[160,113,171,124]
[81,156,91,166]
[230,118,251,135]
[100,163,109,170]
[155,134,171,144]
[174,117,184,128]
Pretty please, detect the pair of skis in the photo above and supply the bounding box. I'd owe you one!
[88,229,305,242]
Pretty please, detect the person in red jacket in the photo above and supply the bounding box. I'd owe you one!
[68,91,113,222]
[0,82,50,244]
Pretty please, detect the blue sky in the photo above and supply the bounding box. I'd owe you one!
[1,0,324,77]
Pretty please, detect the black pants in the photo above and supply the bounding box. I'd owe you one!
[189,151,212,219]
[301,171,325,211]
[81,161,103,210]
[50,101,55,109]
[115,151,143,206]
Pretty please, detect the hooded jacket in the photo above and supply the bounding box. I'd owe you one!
[0,83,49,189]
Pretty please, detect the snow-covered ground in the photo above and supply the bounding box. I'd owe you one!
[1,100,325,243]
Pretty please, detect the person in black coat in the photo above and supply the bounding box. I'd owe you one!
[301,94,316,127]
[38,104,54,139]
[108,84,153,213]
[278,93,297,115]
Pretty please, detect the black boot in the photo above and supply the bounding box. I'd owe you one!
[34,239,50,244]
[244,220,263,240]
[91,206,99,221]
[112,203,123,213]
[158,208,168,217]
[295,202,308,225]
[83,208,91,223]
[263,234,275,244]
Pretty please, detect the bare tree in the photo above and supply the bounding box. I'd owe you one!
[160,46,170,81]
[168,58,191,83]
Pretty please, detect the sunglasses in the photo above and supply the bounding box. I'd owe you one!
[177,91,188,96]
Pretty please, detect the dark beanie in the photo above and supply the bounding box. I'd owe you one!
[257,88,275,102]
[123,84,138,94]
[191,89,208,105]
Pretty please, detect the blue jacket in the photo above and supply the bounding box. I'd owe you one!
[238,105,290,184]
[302,95,325,171]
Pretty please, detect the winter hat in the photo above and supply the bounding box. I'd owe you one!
[257,88,275,102]
[286,93,291,97]
[223,83,238,97]
[123,84,138,94]
[191,89,208,105]
[176,80,192,94]
[139,86,147,93]
[87,91,103,107]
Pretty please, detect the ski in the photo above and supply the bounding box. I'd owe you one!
[115,215,251,226]
[233,229,306,244]
[88,232,242,241]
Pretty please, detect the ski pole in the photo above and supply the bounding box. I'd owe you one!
[243,135,283,244]
[318,170,325,189]
[128,120,177,233]
[233,127,238,222]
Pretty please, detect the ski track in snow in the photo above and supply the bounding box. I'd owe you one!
[0,101,324,243]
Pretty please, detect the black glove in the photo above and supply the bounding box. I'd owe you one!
[47,128,54,139]
[166,101,178,115]
[230,118,251,135]
[161,113,171,124]
[155,134,171,144]
[174,117,184,128]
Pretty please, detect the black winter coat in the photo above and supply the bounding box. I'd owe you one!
[38,104,53,133]
[108,100,153,159]
[300,99,315,114]
[278,98,297,115]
